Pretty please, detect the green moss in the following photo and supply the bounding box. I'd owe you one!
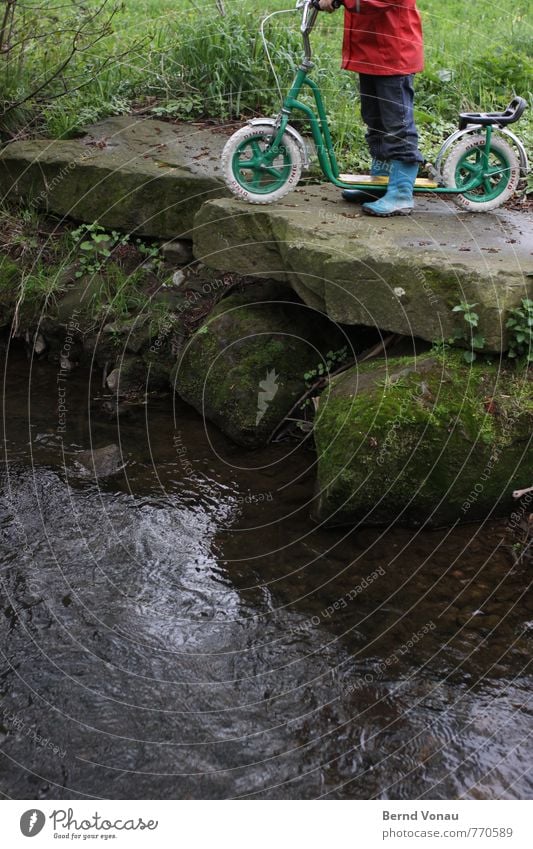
[314,351,533,526]
[173,287,345,446]
[0,255,19,289]
[0,256,19,324]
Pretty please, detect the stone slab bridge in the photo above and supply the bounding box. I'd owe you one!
[1,116,532,351]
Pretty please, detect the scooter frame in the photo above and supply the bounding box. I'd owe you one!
[256,0,527,196]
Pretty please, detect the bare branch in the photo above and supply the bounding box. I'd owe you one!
[0,0,133,122]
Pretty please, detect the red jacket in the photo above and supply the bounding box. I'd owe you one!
[341,0,424,76]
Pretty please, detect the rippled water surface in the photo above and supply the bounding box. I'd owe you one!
[1,346,531,799]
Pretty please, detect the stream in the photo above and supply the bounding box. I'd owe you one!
[1,343,532,800]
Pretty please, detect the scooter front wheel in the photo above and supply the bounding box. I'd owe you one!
[222,123,302,204]
[443,134,520,212]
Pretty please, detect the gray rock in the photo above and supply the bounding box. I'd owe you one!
[193,190,533,353]
[105,368,121,393]
[172,281,346,447]
[105,358,147,395]
[0,117,227,238]
[171,269,186,288]
[106,355,170,396]
[102,318,151,354]
[161,239,194,265]
[313,351,533,527]
[77,444,125,478]
[32,332,47,356]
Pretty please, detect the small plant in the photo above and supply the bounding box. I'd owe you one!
[134,238,163,271]
[87,265,148,324]
[71,223,127,278]
[151,97,203,119]
[449,301,485,363]
[304,346,349,386]
[297,346,351,413]
[71,224,163,277]
[431,338,450,356]
[506,298,533,363]
[11,263,69,332]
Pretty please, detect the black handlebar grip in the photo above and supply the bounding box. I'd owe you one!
[310,0,343,9]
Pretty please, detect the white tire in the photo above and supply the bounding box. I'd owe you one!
[443,133,520,212]
[221,122,302,204]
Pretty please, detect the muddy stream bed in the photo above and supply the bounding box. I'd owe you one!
[0,345,531,799]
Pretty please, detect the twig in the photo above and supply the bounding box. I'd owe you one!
[267,333,398,443]
[1,0,127,117]
[0,0,17,52]
[513,485,533,499]
[358,333,400,364]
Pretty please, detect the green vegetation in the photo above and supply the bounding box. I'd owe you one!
[506,298,533,364]
[303,345,350,384]
[313,350,533,526]
[70,223,163,278]
[0,206,172,330]
[0,0,531,171]
[449,301,486,363]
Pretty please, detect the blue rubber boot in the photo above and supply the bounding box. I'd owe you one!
[370,157,391,177]
[362,160,418,217]
[341,158,390,203]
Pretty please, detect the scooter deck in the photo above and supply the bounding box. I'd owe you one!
[339,174,439,188]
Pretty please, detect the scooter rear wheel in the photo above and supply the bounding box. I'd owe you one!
[222,123,302,204]
[443,134,520,212]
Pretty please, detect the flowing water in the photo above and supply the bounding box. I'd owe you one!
[1,344,531,800]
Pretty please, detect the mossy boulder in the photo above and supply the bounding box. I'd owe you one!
[313,352,533,527]
[172,282,346,447]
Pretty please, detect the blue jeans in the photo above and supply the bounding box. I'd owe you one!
[359,73,424,164]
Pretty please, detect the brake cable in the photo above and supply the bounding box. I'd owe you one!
[259,9,297,104]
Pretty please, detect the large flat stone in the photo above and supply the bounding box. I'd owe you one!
[194,188,533,351]
[0,117,228,238]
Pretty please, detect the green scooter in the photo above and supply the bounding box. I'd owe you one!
[222,0,528,212]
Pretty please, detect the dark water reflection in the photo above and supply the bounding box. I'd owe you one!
[0,346,531,799]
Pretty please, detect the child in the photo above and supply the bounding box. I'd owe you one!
[319,0,424,216]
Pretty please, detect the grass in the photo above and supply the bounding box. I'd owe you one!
[0,0,531,171]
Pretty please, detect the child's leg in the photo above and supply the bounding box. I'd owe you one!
[361,74,423,216]
[372,74,424,164]
[358,74,387,167]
